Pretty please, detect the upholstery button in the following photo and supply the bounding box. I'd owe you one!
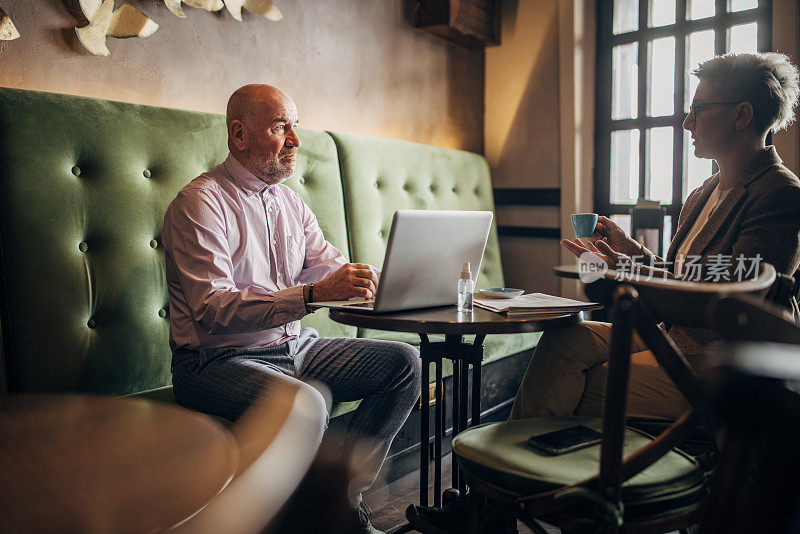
[149,239,158,249]
[452,187,457,193]
[429,184,436,192]
[374,181,381,189]
[87,318,96,329]
[143,169,151,178]
[299,177,305,185]
[71,166,81,177]
[474,188,480,195]
[78,242,88,252]
[158,309,167,318]
[378,230,384,238]
[402,183,409,191]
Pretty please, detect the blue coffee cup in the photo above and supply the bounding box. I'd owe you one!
[571,213,599,238]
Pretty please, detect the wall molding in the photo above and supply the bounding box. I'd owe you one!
[493,188,560,206]
[497,226,560,239]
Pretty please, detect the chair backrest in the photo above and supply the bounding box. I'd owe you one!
[585,262,776,328]
[708,294,800,344]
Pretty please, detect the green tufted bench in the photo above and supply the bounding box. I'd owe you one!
[0,87,539,425]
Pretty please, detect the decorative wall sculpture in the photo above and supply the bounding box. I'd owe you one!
[0,6,19,40]
[76,0,158,56]
[171,0,282,21]
[73,0,282,57]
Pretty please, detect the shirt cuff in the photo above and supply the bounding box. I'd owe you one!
[268,285,307,324]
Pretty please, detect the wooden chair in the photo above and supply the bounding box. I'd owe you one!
[698,333,800,533]
[450,263,776,533]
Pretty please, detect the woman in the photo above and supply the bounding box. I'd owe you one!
[407,51,800,534]
[511,51,800,421]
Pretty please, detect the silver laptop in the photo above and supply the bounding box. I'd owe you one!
[309,210,493,313]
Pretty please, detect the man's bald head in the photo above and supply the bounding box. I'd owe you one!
[225,84,301,186]
[226,84,292,129]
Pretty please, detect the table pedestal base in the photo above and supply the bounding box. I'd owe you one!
[419,333,486,507]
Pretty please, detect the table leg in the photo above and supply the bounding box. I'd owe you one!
[434,358,443,507]
[419,337,430,507]
[451,361,460,490]
[458,359,469,495]
[471,360,482,429]
[471,335,485,429]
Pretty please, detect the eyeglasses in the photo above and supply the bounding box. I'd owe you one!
[688,101,740,118]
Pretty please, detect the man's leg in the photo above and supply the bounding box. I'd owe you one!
[575,350,690,419]
[172,344,329,436]
[509,321,649,419]
[293,329,422,501]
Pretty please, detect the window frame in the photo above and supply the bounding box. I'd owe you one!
[594,0,772,240]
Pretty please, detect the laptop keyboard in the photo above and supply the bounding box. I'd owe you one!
[342,301,375,310]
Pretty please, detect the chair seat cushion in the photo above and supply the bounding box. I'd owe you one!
[453,417,706,519]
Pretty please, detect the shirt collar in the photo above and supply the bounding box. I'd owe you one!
[739,145,782,187]
[223,154,276,197]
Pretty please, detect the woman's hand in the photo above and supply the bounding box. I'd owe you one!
[561,238,632,269]
[590,216,641,257]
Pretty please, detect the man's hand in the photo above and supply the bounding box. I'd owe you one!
[561,238,631,269]
[590,216,641,257]
[313,263,379,301]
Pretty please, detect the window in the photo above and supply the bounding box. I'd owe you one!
[595,0,771,246]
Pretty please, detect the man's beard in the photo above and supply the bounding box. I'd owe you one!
[251,150,296,185]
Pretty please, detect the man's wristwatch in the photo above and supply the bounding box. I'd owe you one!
[304,283,315,311]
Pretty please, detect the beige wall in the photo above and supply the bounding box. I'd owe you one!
[0,1,484,152]
[485,0,591,297]
[773,0,800,174]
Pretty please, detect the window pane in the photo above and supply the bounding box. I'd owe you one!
[649,0,675,27]
[688,0,715,19]
[611,129,640,204]
[648,37,675,117]
[685,30,716,112]
[728,0,758,12]
[613,0,639,34]
[728,23,758,53]
[663,215,673,256]
[683,129,713,201]
[610,214,632,237]
[647,127,673,203]
[612,43,639,119]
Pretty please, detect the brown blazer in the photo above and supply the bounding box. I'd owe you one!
[641,146,800,356]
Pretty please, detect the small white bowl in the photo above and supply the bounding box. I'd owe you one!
[479,288,524,299]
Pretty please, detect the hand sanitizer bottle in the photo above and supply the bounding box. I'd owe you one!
[458,262,475,312]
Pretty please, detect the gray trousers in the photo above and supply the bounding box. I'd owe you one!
[172,328,421,501]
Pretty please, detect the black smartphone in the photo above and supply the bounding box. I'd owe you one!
[527,425,602,455]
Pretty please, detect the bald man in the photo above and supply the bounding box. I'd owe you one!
[163,85,421,533]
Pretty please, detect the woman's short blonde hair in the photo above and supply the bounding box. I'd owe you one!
[693,52,799,134]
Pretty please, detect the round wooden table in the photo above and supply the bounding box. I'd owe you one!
[329,306,582,508]
[0,394,239,533]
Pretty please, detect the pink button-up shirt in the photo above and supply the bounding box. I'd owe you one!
[163,155,346,351]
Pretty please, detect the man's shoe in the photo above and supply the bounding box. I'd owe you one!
[404,494,469,534]
[358,501,385,534]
